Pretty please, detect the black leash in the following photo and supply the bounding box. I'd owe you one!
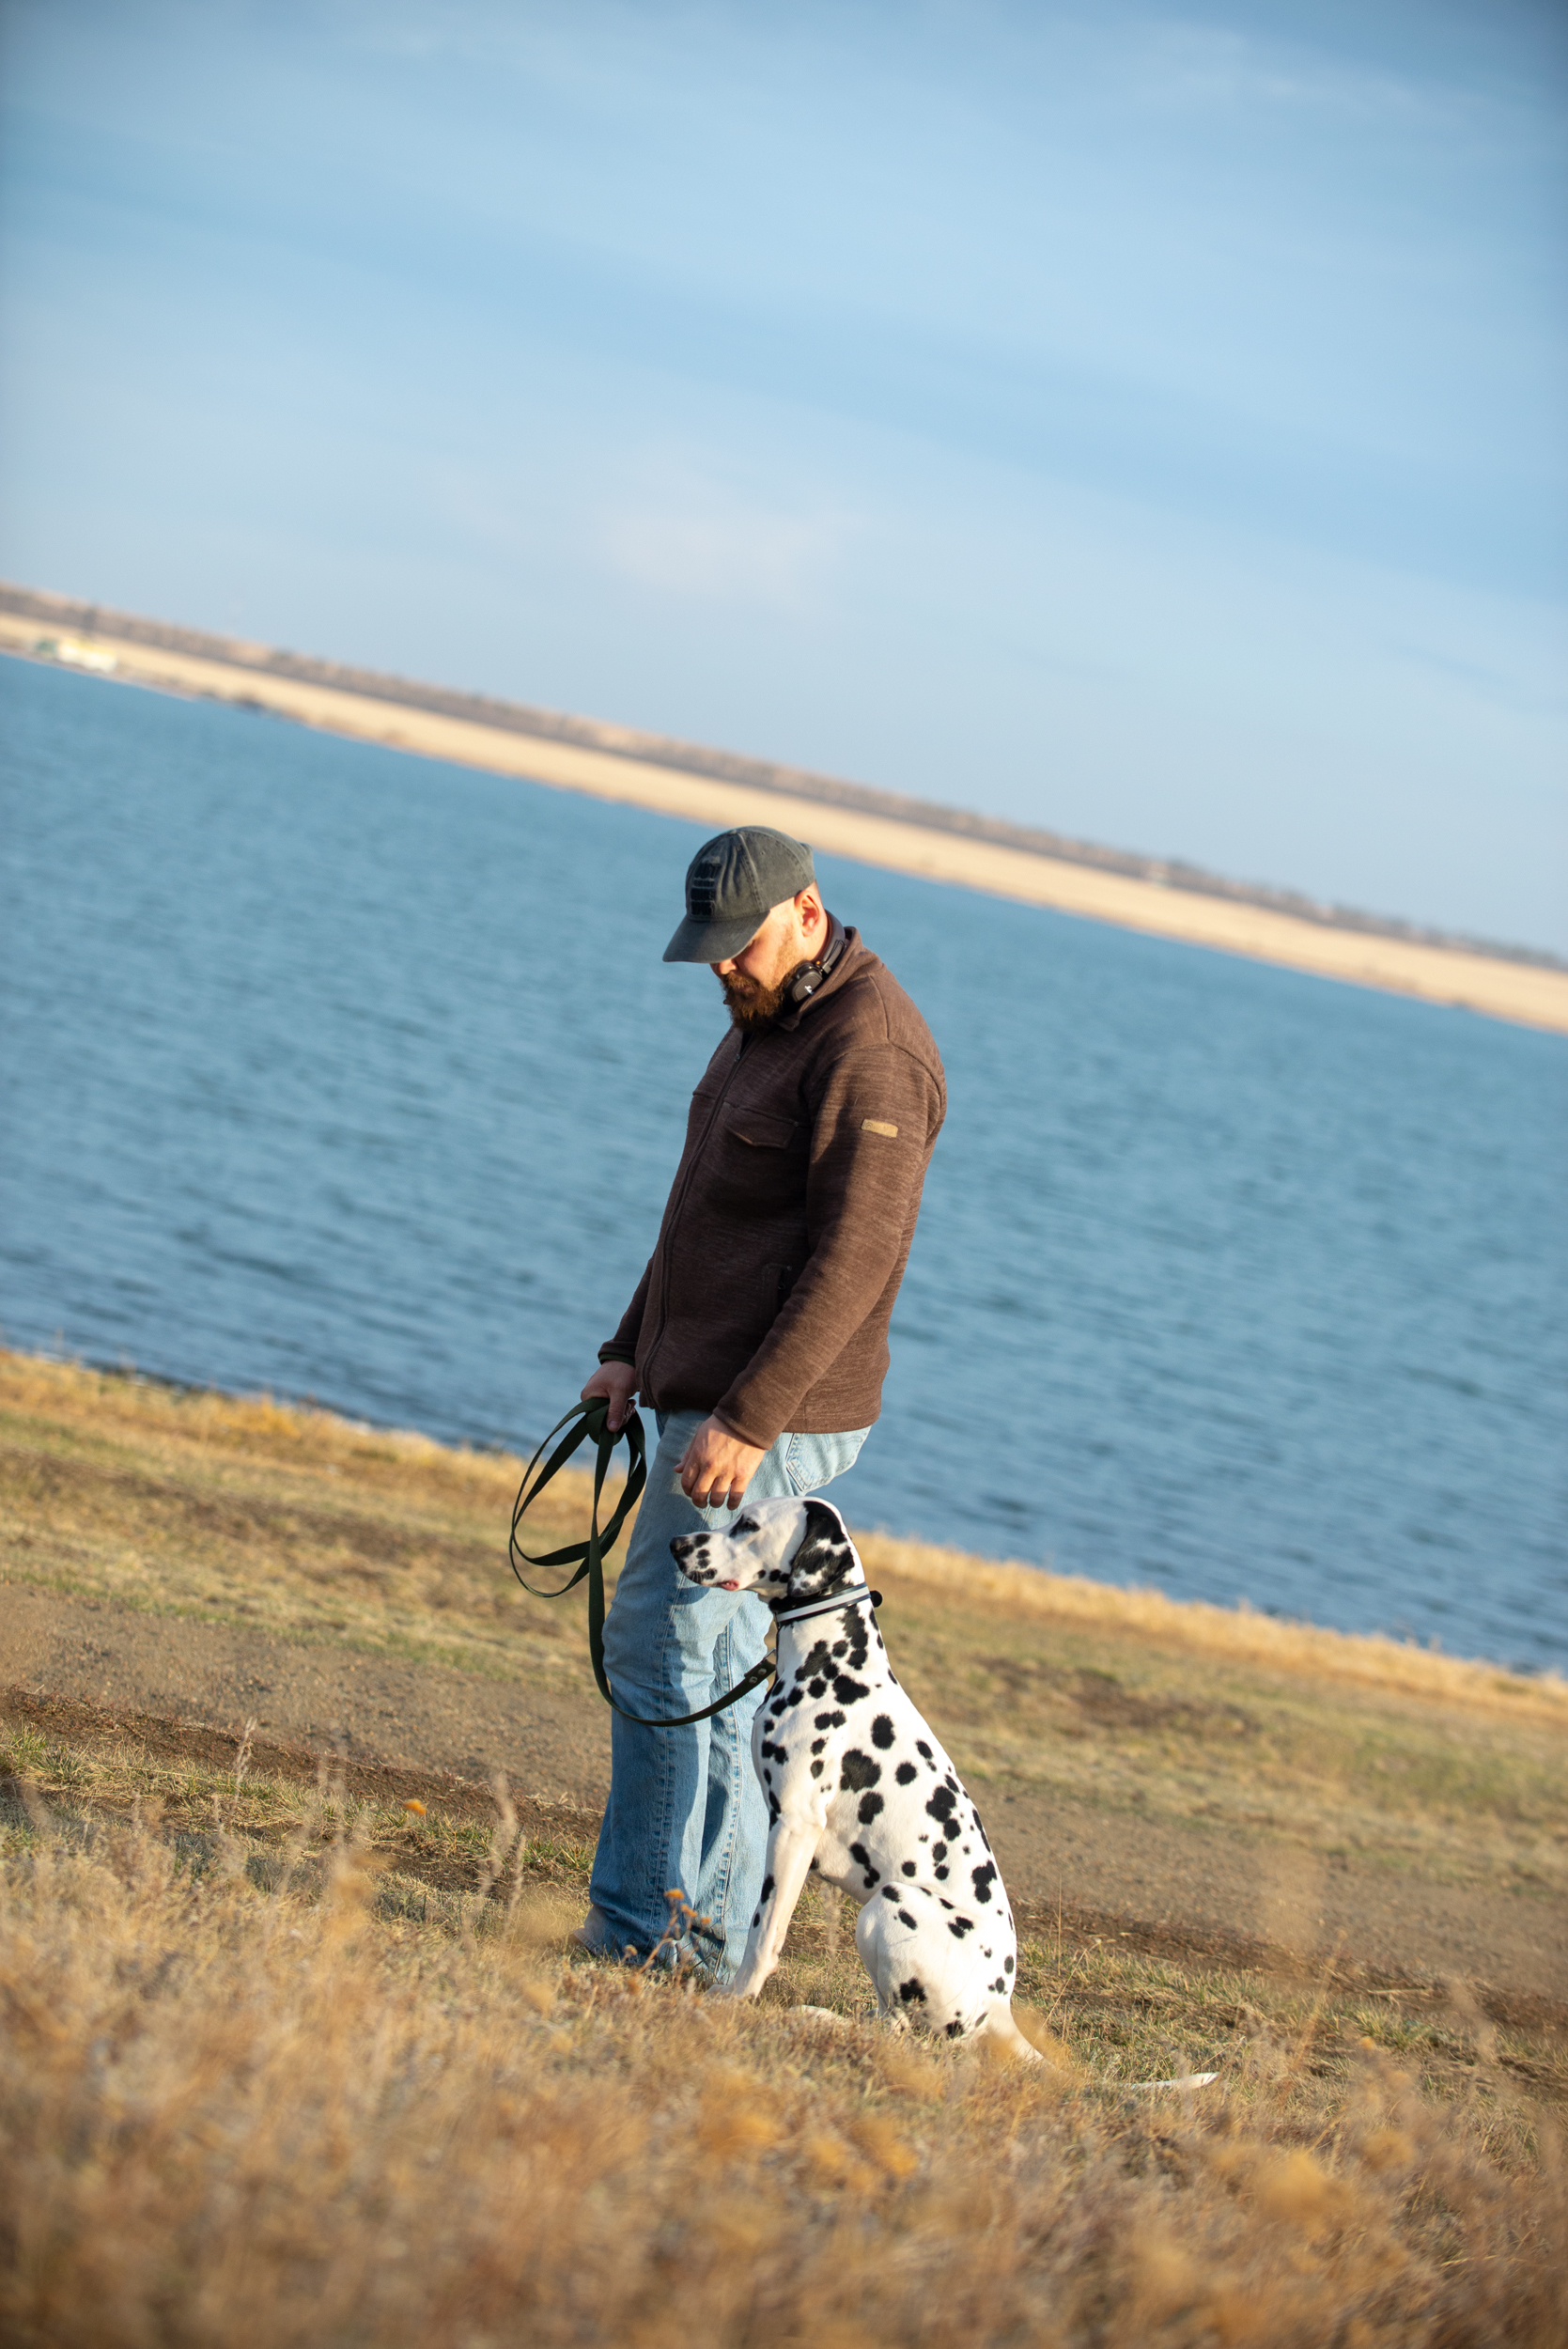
[508,1398,780,1729]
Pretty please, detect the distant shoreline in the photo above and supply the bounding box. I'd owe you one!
[5,579,1566,1035]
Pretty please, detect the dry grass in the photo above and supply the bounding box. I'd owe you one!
[0,1756,1562,2349]
[0,1347,594,1688]
[6,1707,1560,2108]
[857,1528,1568,1719]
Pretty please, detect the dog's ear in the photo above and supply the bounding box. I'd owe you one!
[787,1498,857,1597]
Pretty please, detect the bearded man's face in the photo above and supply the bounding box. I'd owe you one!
[711,892,818,1029]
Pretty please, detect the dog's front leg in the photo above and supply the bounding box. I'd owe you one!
[727,1820,819,1999]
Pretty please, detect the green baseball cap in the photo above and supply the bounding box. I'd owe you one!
[662,827,816,964]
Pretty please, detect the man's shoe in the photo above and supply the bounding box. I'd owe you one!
[568,1906,626,1961]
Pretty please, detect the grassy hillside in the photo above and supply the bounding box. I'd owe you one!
[2,1351,1565,2343]
[3,1349,1563,1905]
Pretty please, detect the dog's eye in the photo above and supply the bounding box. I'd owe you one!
[732,1517,758,1536]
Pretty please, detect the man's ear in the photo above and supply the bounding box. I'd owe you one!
[788,1498,855,1595]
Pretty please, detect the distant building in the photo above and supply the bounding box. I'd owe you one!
[36,635,118,674]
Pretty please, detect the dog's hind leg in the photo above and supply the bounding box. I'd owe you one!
[977,2002,1048,2066]
[726,1821,818,2000]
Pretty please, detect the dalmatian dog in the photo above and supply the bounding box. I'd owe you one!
[670,1493,1044,2059]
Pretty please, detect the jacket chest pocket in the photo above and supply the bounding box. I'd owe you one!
[725,1109,800,1151]
[711,1107,808,1211]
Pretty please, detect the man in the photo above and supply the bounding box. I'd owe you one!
[576,823,945,1979]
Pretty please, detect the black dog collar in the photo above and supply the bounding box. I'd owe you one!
[774,1582,882,1628]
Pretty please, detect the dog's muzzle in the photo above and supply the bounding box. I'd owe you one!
[670,1532,738,1590]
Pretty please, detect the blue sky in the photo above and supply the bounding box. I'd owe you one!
[1,0,1563,947]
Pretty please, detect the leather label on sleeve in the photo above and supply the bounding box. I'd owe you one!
[862,1118,899,1138]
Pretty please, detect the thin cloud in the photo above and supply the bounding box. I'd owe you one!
[1133,20,1463,125]
[598,470,861,609]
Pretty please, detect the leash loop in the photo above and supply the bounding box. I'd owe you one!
[508,1398,778,1730]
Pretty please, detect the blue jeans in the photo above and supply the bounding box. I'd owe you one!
[584,1408,868,1978]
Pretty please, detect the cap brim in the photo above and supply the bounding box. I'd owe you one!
[662,912,765,964]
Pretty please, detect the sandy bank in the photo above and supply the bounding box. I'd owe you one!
[5,602,1564,1035]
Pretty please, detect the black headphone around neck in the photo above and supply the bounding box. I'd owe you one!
[784,925,846,1006]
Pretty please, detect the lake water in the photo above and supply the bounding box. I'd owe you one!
[3,654,1564,1670]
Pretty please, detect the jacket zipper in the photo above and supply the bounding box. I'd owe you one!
[641,1030,748,1393]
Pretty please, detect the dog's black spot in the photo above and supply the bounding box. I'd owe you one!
[786,1689,804,1706]
[881,1883,901,1901]
[894,1762,917,1785]
[815,1710,846,1731]
[1004,1955,1015,1974]
[939,1898,953,1910]
[833,1675,869,1704]
[808,1679,826,1700]
[751,1911,760,1927]
[859,1791,884,1824]
[899,1977,926,2005]
[944,2020,965,2040]
[897,1909,918,1929]
[992,1978,1006,1994]
[810,1739,825,1755]
[839,1750,880,1793]
[851,1847,880,1888]
[925,1786,957,1825]
[948,1916,974,1939]
[831,1641,847,1658]
[971,1861,998,1906]
[901,1859,917,1877]
[870,1714,895,1749]
[916,1740,933,1761]
[934,1866,949,1881]
[933,1843,947,1862]
[768,1794,781,1819]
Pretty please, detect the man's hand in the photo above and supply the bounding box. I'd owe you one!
[676,1414,767,1512]
[581,1361,639,1433]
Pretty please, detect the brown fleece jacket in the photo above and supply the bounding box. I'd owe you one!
[599,924,944,1448]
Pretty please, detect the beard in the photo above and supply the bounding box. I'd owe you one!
[719,968,791,1031]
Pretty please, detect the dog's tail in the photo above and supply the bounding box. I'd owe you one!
[983,2005,1218,2092]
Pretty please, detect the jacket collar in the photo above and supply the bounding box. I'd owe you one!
[774,916,866,1032]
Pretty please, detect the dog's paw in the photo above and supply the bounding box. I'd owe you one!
[790,2004,851,2028]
